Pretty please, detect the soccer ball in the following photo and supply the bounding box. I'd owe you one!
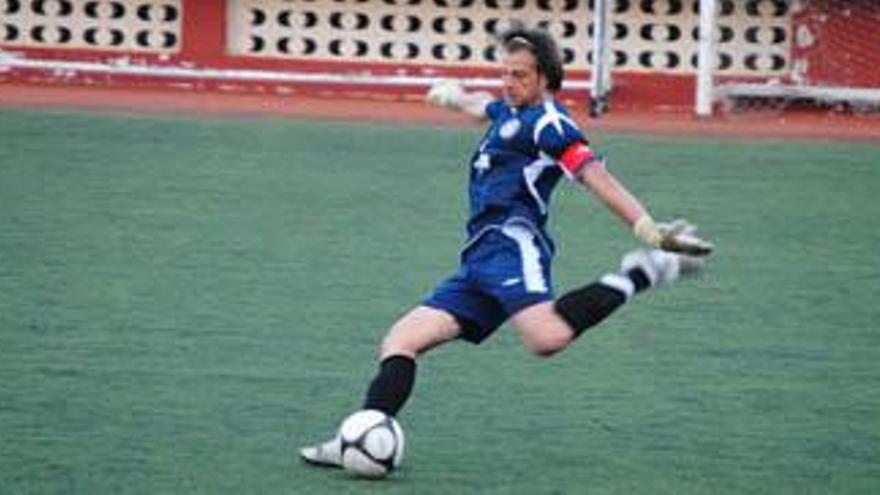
[338,409,405,478]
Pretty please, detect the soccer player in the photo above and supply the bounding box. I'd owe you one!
[301,27,712,467]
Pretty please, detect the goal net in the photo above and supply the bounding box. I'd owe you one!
[697,0,880,116]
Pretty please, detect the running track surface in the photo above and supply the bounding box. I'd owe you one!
[2,83,879,143]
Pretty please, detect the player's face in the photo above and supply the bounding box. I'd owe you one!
[501,49,547,107]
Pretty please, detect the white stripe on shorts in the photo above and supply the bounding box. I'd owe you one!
[501,224,548,294]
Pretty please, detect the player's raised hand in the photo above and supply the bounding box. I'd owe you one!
[426,79,464,108]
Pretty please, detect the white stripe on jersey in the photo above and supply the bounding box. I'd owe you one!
[522,154,556,215]
[501,224,548,294]
[532,100,580,145]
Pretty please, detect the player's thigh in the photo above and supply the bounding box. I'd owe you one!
[510,301,574,357]
[380,305,461,359]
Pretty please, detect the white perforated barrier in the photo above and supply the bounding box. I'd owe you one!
[226,0,594,68]
[227,0,791,77]
[1,0,182,52]
[611,0,790,75]
[1,0,793,76]
[0,0,813,113]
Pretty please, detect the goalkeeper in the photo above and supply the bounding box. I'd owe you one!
[301,27,713,466]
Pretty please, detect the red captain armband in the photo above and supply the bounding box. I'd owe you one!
[559,142,601,176]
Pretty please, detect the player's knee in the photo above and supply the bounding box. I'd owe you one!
[521,331,572,358]
[379,334,418,361]
[379,310,457,360]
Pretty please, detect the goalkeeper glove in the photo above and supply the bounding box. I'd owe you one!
[634,216,714,256]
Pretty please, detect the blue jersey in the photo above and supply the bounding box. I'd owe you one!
[464,97,588,255]
[425,98,595,342]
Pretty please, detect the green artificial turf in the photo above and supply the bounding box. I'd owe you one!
[1,109,878,494]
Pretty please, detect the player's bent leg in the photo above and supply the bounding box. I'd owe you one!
[548,248,709,346]
[511,302,575,357]
[549,253,659,342]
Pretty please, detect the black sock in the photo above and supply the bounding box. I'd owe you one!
[554,281,628,338]
[626,267,652,293]
[554,262,657,338]
[362,355,416,417]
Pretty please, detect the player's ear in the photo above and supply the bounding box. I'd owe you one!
[537,72,550,92]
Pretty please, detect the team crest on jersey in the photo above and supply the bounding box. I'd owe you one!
[499,119,521,140]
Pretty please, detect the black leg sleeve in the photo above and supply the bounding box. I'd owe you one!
[362,355,417,417]
[554,282,627,338]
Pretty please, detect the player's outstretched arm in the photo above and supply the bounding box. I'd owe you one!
[426,80,494,120]
[575,161,713,256]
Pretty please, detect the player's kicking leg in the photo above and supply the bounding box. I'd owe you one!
[558,247,705,330]
[514,247,707,356]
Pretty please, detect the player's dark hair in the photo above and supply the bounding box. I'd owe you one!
[499,27,565,92]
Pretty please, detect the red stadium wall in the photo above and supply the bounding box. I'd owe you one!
[1,1,877,113]
[0,0,576,98]
[0,0,688,111]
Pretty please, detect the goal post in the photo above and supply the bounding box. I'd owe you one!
[695,0,717,116]
[589,0,613,117]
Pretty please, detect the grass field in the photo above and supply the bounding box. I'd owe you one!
[1,109,878,494]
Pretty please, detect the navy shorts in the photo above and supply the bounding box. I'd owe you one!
[424,224,554,344]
